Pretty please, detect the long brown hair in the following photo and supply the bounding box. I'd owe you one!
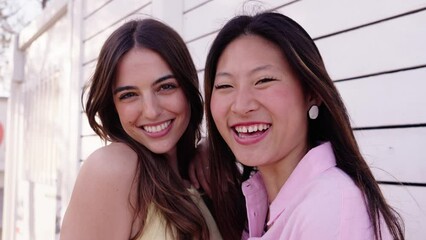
[204,12,404,240]
[83,19,208,239]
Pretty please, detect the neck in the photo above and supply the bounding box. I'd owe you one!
[258,144,308,203]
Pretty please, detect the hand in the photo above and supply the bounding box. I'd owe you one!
[188,138,211,197]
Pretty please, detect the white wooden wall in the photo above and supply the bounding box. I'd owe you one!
[3,0,425,239]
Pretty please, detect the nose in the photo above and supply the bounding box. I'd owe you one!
[231,88,259,115]
[141,93,161,119]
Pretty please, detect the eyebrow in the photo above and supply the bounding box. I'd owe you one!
[216,64,274,78]
[113,74,175,95]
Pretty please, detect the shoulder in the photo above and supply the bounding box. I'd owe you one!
[60,142,138,240]
[306,166,362,198]
[75,142,139,207]
[299,167,367,215]
[87,142,138,165]
[287,167,372,238]
[84,142,138,178]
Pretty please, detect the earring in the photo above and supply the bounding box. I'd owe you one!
[308,105,319,120]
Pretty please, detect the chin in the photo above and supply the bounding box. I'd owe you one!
[235,155,261,167]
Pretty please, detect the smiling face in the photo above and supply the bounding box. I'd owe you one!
[210,35,312,170]
[113,47,190,158]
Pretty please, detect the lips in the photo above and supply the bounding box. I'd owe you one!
[234,123,270,134]
[231,123,271,144]
[142,120,172,133]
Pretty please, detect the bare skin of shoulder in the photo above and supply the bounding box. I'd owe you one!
[60,142,140,240]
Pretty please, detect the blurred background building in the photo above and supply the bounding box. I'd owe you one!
[1,0,425,239]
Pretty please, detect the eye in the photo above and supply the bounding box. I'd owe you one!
[159,83,177,91]
[255,77,277,85]
[157,82,179,94]
[119,92,137,100]
[214,83,232,89]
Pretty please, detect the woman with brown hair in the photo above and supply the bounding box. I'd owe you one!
[60,19,221,240]
[204,12,404,239]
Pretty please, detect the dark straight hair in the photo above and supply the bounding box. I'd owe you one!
[83,19,207,239]
[204,12,404,240]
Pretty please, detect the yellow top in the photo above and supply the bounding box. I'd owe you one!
[137,187,222,240]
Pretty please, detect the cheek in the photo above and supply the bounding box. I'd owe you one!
[115,103,138,125]
[271,86,306,112]
[172,93,191,124]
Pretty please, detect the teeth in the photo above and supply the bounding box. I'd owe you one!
[143,120,171,133]
[235,124,270,133]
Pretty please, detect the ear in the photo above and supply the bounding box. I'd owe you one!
[306,92,322,109]
[306,93,321,120]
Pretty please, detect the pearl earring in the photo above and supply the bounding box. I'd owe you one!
[308,105,319,120]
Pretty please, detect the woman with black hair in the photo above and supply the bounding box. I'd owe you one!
[204,12,404,240]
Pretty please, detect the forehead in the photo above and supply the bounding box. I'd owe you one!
[118,47,169,72]
[216,35,289,75]
[115,47,172,85]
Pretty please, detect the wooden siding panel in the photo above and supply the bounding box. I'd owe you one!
[381,185,426,239]
[183,0,294,41]
[82,61,96,85]
[184,0,211,12]
[83,5,152,64]
[356,127,426,183]
[316,11,426,80]
[84,0,111,18]
[83,0,151,41]
[187,33,215,71]
[275,0,426,39]
[336,68,426,127]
